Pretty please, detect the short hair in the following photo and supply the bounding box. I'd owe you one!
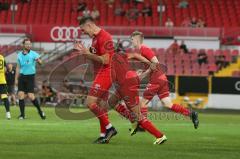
[131,31,144,43]
[22,38,31,44]
[79,16,94,25]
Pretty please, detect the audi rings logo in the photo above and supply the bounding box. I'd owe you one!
[51,26,82,41]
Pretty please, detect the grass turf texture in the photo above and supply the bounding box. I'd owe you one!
[0,106,239,159]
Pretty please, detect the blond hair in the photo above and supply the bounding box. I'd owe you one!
[131,31,144,43]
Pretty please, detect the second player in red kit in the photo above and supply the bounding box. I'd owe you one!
[128,31,199,129]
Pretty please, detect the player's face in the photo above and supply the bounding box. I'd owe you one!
[80,23,94,38]
[131,36,139,48]
[23,40,32,50]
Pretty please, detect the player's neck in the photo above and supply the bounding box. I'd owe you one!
[92,27,101,36]
[137,44,142,50]
[23,49,30,54]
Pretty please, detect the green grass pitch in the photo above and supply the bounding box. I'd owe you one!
[0,106,239,159]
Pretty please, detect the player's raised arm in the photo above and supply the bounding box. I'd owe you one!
[127,52,151,65]
[74,42,109,64]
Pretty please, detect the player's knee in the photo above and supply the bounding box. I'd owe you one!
[86,96,97,107]
[161,97,172,108]
[141,98,149,107]
[27,93,35,100]
[18,92,25,99]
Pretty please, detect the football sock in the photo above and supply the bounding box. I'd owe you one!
[115,103,136,123]
[170,104,190,116]
[3,98,10,112]
[139,118,163,138]
[89,103,110,134]
[19,99,25,117]
[32,99,42,113]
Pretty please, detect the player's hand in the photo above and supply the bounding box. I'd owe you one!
[73,41,89,54]
[149,63,157,71]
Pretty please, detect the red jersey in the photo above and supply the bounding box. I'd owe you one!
[91,29,114,74]
[111,53,134,85]
[139,44,165,83]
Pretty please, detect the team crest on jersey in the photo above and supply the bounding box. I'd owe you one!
[89,46,96,54]
[93,84,101,93]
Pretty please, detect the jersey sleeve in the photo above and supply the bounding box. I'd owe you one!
[33,51,40,60]
[141,47,155,61]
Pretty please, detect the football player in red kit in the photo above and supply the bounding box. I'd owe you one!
[128,31,199,129]
[74,16,117,143]
[99,49,167,144]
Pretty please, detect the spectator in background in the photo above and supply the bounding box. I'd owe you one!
[5,63,16,106]
[191,17,198,27]
[76,0,87,12]
[126,6,139,21]
[142,3,152,17]
[197,49,208,65]
[181,17,191,27]
[133,0,144,4]
[178,0,189,8]
[105,0,114,8]
[197,18,206,28]
[77,7,91,21]
[40,80,56,105]
[115,6,125,16]
[166,40,180,54]
[20,0,30,3]
[56,79,74,104]
[215,55,229,70]
[165,18,174,27]
[91,6,100,20]
[77,79,88,105]
[0,2,10,11]
[121,0,130,3]
[83,7,90,17]
[179,40,189,54]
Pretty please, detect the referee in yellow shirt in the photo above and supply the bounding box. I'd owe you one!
[0,53,11,119]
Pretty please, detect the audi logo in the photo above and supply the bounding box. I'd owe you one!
[51,26,82,41]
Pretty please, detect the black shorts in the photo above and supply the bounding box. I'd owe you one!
[7,85,15,94]
[18,74,35,93]
[0,84,8,94]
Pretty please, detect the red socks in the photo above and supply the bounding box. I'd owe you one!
[89,103,110,134]
[139,118,163,138]
[171,104,190,116]
[115,103,136,123]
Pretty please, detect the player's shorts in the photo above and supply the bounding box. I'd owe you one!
[0,84,8,95]
[88,70,112,101]
[143,74,170,100]
[7,85,15,94]
[115,71,140,109]
[18,74,35,93]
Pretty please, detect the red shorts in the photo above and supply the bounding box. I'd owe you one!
[115,71,140,109]
[88,69,112,100]
[143,74,170,100]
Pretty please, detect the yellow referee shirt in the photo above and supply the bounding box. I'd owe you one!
[0,54,7,84]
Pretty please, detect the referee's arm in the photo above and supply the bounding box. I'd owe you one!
[36,58,43,65]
